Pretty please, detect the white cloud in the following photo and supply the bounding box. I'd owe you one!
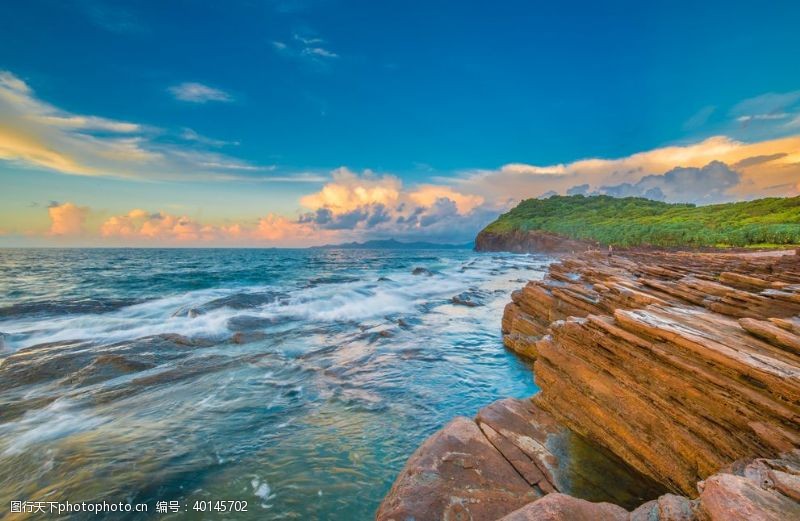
[168,82,233,103]
[272,32,340,69]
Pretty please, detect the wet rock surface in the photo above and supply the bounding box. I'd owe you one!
[451,288,490,307]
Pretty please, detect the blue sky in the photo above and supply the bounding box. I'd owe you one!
[1,0,800,245]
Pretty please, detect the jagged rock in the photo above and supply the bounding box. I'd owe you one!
[411,267,433,276]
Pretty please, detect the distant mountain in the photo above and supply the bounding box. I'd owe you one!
[311,238,474,250]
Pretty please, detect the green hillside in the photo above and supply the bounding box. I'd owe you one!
[480,195,800,248]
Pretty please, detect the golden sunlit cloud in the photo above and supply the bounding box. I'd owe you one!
[300,168,402,212]
[98,208,332,246]
[48,202,89,236]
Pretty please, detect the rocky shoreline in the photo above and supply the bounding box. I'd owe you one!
[378,249,800,520]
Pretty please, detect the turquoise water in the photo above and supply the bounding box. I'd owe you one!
[0,248,548,520]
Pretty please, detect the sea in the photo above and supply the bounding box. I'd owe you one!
[0,248,551,520]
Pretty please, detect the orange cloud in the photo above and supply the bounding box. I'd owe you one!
[300,168,402,212]
[253,214,316,241]
[101,209,227,242]
[99,209,331,246]
[48,202,88,236]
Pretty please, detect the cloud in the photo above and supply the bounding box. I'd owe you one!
[98,208,329,246]
[272,32,340,70]
[726,91,800,137]
[566,184,590,196]
[300,168,402,212]
[48,202,88,236]
[595,161,741,203]
[730,91,800,120]
[408,185,484,214]
[0,70,276,180]
[296,168,497,241]
[732,153,788,169]
[168,82,233,103]
[453,135,800,205]
[180,128,237,147]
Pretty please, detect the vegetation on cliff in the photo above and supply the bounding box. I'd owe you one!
[480,195,800,248]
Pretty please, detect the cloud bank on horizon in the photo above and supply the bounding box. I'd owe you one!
[15,132,800,247]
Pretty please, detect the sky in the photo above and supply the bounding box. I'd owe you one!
[1,0,799,247]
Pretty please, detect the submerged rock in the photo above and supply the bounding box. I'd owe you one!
[451,289,488,307]
[411,267,433,276]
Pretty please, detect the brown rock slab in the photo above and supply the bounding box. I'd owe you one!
[376,416,540,521]
[497,493,629,521]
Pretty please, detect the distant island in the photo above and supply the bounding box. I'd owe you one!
[311,238,474,250]
[476,194,800,251]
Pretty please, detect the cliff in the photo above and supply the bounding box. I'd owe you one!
[378,249,800,520]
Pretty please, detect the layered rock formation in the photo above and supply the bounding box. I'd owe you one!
[379,249,800,520]
[504,250,800,496]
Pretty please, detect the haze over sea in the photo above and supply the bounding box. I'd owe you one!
[0,248,545,519]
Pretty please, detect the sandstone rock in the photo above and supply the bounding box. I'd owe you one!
[497,493,629,521]
[377,398,667,520]
[501,250,800,495]
[375,416,540,521]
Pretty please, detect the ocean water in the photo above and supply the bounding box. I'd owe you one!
[0,248,549,520]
